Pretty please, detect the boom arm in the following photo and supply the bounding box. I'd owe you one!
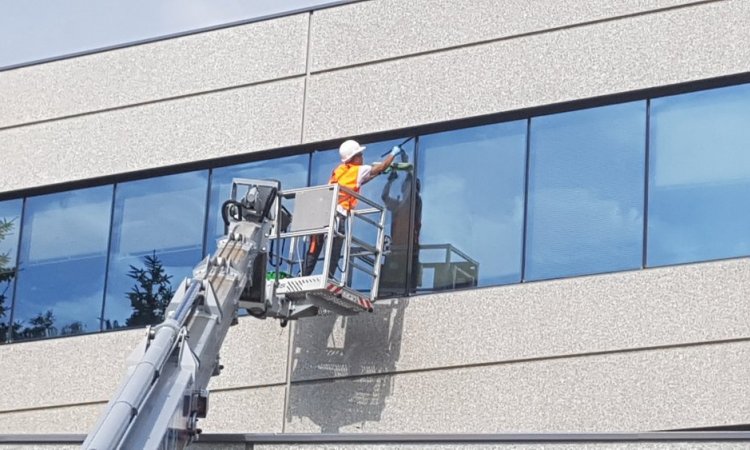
[82,181,278,450]
[82,178,387,450]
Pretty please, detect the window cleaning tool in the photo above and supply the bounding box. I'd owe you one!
[380,136,415,157]
[380,136,415,174]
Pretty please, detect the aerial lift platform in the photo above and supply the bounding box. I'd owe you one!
[82,179,387,450]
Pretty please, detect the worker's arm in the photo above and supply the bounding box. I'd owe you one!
[370,146,403,177]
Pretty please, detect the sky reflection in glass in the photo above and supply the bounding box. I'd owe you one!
[0,199,23,342]
[103,171,208,329]
[418,122,527,290]
[648,83,750,266]
[206,155,309,256]
[526,102,646,281]
[311,139,417,296]
[14,187,113,339]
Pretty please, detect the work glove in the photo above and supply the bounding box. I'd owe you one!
[389,145,403,157]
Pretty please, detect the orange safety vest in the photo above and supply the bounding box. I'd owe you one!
[329,163,363,211]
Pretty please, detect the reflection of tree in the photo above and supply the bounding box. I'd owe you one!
[22,310,56,339]
[0,218,17,343]
[61,321,85,335]
[125,252,174,327]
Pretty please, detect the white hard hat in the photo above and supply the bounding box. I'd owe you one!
[339,139,366,162]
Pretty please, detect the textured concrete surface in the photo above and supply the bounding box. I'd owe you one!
[199,385,285,433]
[309,0,697,71]
[0,13,308,128]
[303,0,750,143]
[192,444,245,450]
[0,316,288,412]
[0,403,101,434]
[286,341,750,433]
[0,329,142,412]
[291,259,750,382]
[0,446,80,450]
[256,445,750,450]
[0,77,304,194]
[206,315,291,390]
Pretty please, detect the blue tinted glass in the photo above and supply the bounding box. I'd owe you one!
[0,199,23,342]
[103,171,208,329]
[418,122,527,290]
[648,83,750,266]
[14,187,113,340]
[206,155,309,255]
[310,139,417,296]
[526,102,646,281]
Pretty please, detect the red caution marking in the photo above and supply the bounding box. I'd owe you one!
[326,284,374,312]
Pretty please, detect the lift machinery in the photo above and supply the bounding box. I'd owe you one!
[82,178,387,450]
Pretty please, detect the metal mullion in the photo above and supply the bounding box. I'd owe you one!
[642,99,652,269]
[99,184,117,332]
[520,118,532,282]
[201,168,214,258]
[404,136,419,297]
[6,197,26,343]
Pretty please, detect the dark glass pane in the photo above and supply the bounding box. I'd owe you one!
[526,102,646,281]
[648,83,750,266]
[310,139,417,296]
[103,171,208,329]
[418,122,527,291]
[0,199,23,342]
[205,155,309,256]
[14,187,113,340]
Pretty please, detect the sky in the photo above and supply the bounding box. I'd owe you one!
[0,0,348,68]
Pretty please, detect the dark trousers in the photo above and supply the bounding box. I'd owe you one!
[303,217,346,278]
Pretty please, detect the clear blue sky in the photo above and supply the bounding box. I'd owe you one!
[0,0,346,68]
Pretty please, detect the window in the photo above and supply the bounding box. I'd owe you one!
[310,139,417,296]
[14,187,113,340]
[0,199,23,342]
[418,122,527,291]
[648,83,750,266]
[103,171,208,329]
[205,155,309,256]
[526,102,646,281]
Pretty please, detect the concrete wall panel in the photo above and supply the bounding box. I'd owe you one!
[206,316,291,391]
[199,386,286,433]
[0,330,142,412]
[303,0,750,143]
[309,0,698,71]
[0,404,101,434]
[0,316,288,412]
[0,77,304,193]
[0,14,308,128]
[291,259,750,381]
[286,341,750,433]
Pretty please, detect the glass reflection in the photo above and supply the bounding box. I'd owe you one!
[418,122,527,290]
[103,171,208,329]
[14,187,113,340]
[310,139,416,296]
[206,155,309,255]
[0,199,23,342]
[649,83,750,266]
[526,101,646,280]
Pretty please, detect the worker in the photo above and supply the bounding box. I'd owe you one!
[302,139,403,278]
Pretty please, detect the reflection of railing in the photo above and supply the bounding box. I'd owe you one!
[417,243,479,291]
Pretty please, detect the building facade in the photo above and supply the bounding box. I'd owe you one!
[1,0,750,445]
